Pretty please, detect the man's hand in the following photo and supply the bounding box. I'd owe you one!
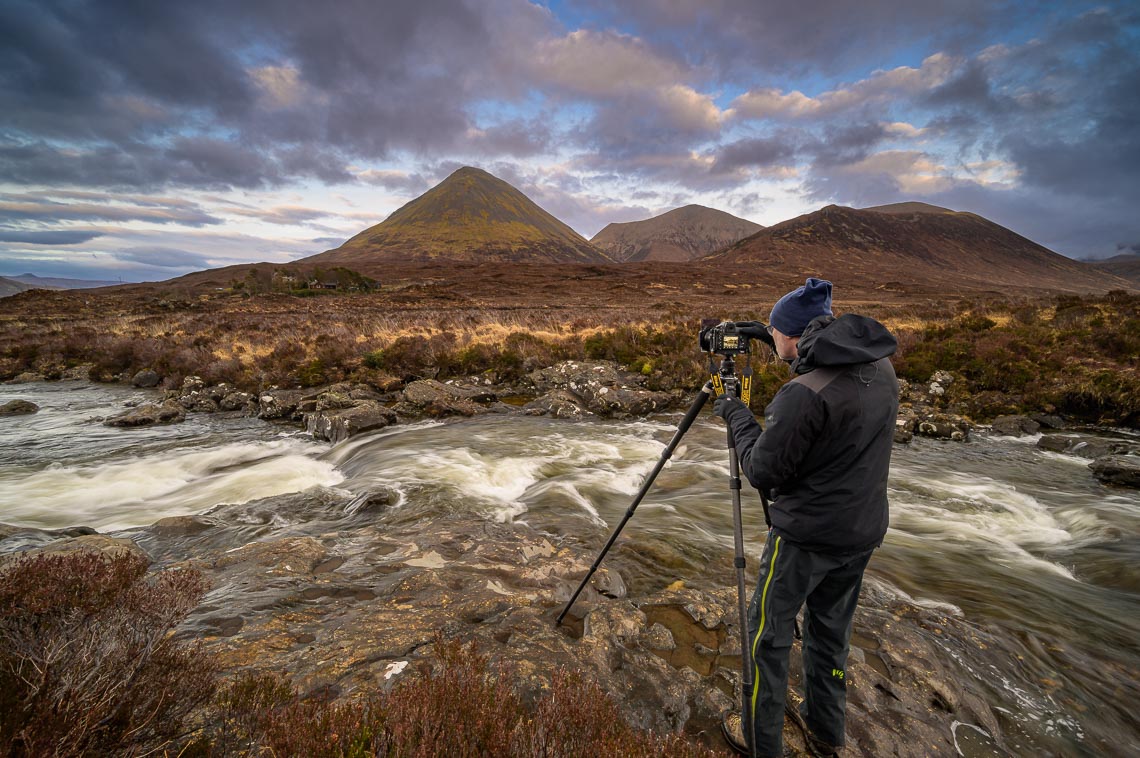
[733,320,776,349]
[713,394,746,419]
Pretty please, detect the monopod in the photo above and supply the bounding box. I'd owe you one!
[556,348,762,758]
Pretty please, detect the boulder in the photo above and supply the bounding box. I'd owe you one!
[1037,435,1135,459]
[305,401,398,444]
[397,379,485,417]
[1089,455,1140,488]
[989,415,1041,437]
[257,388,308,421]
[104,400,186,427]
[523,389,590,419]
[0,399,39,416]
[131,369,161,388]
[220,391,253,412]
[898,411,971,442]
[528,361,674,418]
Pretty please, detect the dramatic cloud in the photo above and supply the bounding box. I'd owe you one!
[0,229,102,245]
[0,0,1136,278]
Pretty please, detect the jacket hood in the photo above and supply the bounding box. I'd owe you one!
[792,314,897,373]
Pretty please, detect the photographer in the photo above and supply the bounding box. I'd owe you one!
[715,278,899,758]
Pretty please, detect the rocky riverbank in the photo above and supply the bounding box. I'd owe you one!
[2,505,1020,756]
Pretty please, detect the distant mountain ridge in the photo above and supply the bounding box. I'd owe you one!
[1,273,121,298]
[590,205,763,262]
[304,167,611,271]
[707,204,1133,292]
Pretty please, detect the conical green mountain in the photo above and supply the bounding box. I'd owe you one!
[306,167,611,269]
[590,204,763,262]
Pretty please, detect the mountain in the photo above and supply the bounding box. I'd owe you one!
[1091,253,1140,285]
[7,273,120,289]
[304,167,611,271]
[0,276,32,298]
[590,205,763,262]
[705,204,1133,293]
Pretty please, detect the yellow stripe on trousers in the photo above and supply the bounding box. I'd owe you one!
[750,535,782,723]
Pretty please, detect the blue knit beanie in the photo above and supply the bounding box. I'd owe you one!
[770,277,833,337]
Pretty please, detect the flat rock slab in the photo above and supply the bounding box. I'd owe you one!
[0,399,39,416]
[1090,455,1140,488]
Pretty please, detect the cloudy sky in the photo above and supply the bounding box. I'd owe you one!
[1,0,1137,282]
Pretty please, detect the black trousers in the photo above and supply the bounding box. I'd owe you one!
[744,531,873,758]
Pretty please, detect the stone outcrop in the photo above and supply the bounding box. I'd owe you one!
[525,361,675,418]
[104,399,186,427]
[0,399,39,416]
[1089,455,1140,488]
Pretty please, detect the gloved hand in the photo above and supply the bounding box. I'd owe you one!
[713,394,746,419]
[733,320,776,349]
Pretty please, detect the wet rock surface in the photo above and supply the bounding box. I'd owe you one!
[525,361,676,418]
[1037,433,1138,460]
[0,399,39,416]
[103,399,186,427]
[2,508,1027,756]
[989,414,1041,437]
[1089,455,1140,488]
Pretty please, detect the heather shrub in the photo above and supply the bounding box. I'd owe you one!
[205,636,720,757]
[0,551,215,757]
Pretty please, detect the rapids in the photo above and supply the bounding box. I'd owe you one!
[1,380,1138,755]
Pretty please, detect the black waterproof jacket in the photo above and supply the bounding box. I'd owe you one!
[721,314,899,554]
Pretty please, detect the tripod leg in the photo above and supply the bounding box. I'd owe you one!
[556,383,712,625]
[728,424,758,758]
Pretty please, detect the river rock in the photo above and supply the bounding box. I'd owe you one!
[990,415,1041,437]
[1036,435,1135,459]
[0,399,39,416]
[257,388,308,421]
[0,533,149,567]
[528,361,674,418]
[396,379,486,417]
[898,411,971,442]
[523,389,590,419]
[305,401,397,444]
[131,369,161,388]
[220,390,253,412]
[1089,455,1140,488]
[104,399,186,427]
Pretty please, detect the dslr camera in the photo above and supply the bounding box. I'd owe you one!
[699,319,751,356]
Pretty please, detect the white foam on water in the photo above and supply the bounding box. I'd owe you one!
[0,439,342,531]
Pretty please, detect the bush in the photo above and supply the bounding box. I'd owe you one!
[0,551,214,757]
[205,636,719,757]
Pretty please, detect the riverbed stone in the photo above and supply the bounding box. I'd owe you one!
[131,369,161,388]
[527,360,674,418]
[990,415,1041,437]
[1089,455,1140,488]
[104,399,186,426]
[397,379,485,417]
[898,410,972,442]
[305,401,397,444]
[0,399,39,416]
[257,388,307,421]
[1036,434,1135,459]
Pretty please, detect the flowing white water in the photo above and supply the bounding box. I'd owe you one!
[0,382,341,530]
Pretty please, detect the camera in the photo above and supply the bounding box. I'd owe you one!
[699,319,751,356]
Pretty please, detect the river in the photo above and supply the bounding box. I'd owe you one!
[1,381,1138,756]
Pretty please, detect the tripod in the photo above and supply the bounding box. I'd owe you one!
[556,354,761,758]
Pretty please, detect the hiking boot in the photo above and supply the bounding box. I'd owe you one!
[784,690,842,757]
[720,711,798,758]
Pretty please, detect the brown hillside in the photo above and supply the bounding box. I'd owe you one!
[707,204,1133,293]
[1091,254,1140,285]
[590,205,763,262]
[303,167,610,271]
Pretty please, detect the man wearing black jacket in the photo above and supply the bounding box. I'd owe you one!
[715,277,899,758]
